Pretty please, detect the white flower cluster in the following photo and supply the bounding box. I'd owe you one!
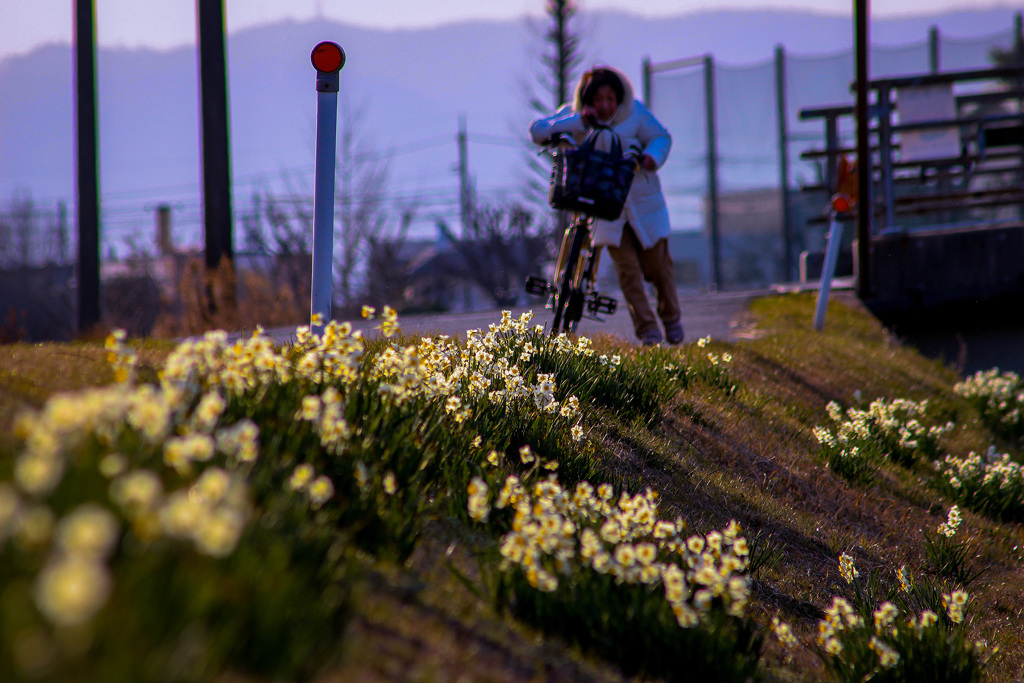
[475,473,750,628]
[105,329,138,384]
[159,467,250,557]
[296,387,354,453]
[2,306,633,637]
[287,464,335,509]
[839,552,859,583]
[286,312,590,464]
[816,398,953,464]
[817,555,969,671]
[4,330,268,631]
[937,505,963,537]
[955,368,1024,432]
[35,503,120,627]
[467,477,489,522]
[942,589,969,624]
[936,447,1024,502]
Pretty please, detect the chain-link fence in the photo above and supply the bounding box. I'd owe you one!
[0,201,76,340]
[647,21,1020,291]
[0,200,73,269]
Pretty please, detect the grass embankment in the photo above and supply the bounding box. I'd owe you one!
[0,293,1022,682]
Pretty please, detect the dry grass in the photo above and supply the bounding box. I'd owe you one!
[0,341,170,458]
[150,257,308,338]
[323,292,1024,681]
[321,522,628,683]
[3,292,1024,681]
[585,292,1024,681]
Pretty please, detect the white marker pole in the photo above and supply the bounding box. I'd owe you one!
[310,42,346,336]
[813,211,844,331]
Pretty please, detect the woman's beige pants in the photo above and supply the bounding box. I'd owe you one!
[606,225,681,340]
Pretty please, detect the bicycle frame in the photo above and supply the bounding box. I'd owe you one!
[525,211,617,336]
[524,134,620,335]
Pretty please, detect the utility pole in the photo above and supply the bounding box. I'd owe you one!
[457,114,473,236]
[775,44,793,283]
[704,54,722,292]
[854,0,871,300]
[155,204,174,256]
[197,0,234,316]
[75,0,101,332]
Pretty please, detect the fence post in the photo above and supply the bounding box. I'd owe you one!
[75,0,101,332]
[197,0,235,320]
[57,202,68,265]
[642,56,652,106]
[814,212,845,331]
[704,54,722,292]
[854,0,871,300]
[310,42,345,336]
[775,44,793,283]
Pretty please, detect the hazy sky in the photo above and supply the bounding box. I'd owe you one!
[2,0,1019,61]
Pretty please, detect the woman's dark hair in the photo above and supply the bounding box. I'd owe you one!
[580,68,625,106]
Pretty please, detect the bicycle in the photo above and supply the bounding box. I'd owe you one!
[524,133,637,336]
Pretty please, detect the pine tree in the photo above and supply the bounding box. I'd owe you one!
[531,0,583,113]
[523,1,585,213]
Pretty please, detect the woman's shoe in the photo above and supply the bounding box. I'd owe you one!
[665,321,684,345]
[640,329,664,346]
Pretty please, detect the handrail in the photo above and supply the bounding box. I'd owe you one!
[796,65,1024,236]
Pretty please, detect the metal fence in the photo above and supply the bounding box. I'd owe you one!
[0,201,73,269]
[646,20,1021,290]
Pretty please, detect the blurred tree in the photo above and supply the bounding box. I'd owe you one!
[361,205,418,310]
[335,95,392,316]
[988,19,1023,79]
[435,203,549,308]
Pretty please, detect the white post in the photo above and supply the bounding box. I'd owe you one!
[813,212,844,331]
[310,42,345,335]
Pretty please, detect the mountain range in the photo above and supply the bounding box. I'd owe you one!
[1,6,1022,250]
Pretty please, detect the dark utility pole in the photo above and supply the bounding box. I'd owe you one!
[197,0,234,279]
[75,0,101,332]
[854,0,871,300]
[704,55,722,292]
[457,115,474,237]
[775,45,793,283]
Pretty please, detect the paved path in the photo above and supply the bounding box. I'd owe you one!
[260,287,786,346]
[247,279,1022,374]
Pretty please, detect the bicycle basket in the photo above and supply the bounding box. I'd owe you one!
[549,126,636,221]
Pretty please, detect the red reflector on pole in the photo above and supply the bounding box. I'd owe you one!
[311,42,345,73]
[831,194,851,214]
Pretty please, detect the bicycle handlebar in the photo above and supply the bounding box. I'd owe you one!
[540,133,577,150]
[539,134,644,163]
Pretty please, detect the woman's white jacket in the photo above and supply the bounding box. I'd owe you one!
[529,69,672,249]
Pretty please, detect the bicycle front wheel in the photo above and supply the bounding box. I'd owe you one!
[551,223,587,336]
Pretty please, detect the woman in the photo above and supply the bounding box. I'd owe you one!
[529,66,683,345]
